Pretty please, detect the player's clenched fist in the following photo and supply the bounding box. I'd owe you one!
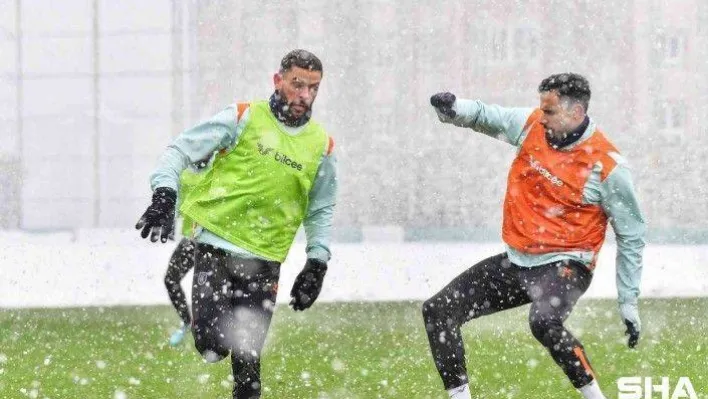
[430,92,457,118]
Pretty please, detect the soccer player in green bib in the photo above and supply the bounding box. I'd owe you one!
[136,49,337,399]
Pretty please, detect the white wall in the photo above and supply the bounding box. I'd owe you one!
[2,0,183,229]
[1,230,706,309]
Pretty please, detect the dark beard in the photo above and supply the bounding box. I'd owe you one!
[546,116,589,149]
[268,91,312,127]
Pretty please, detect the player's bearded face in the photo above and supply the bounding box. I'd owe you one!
[274,66,322,119]
[539,91,575,139]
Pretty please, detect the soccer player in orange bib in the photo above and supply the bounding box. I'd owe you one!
[425,73,645,399]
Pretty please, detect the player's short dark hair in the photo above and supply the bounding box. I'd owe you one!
[538,73,591,112]
[280,49,323,74]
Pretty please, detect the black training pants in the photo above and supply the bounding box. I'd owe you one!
[422,252,595,390]
[191,243,280,399]
[164,238,196,327]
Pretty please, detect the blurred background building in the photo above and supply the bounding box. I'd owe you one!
[1,0,706,243]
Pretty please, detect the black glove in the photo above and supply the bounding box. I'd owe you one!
[290,259,328,311]
[624,319,640,349]
[430,92,457,118]
[135,187,177,243]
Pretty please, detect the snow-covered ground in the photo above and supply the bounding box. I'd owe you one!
[1,229,706,308]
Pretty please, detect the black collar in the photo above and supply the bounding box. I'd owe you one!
[546,116,589,149]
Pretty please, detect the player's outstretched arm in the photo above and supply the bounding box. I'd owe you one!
[429,92,534,146]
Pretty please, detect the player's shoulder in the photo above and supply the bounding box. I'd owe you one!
[607,151,628,166]
[229,101,253,124]
[304,118,335,156]
[325,135,335,156]
[595,151,632,183]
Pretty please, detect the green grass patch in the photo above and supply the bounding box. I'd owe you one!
[0,298,706,398]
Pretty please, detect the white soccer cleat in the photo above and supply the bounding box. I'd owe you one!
[447,383,472,399]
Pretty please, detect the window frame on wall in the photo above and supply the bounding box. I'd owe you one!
[483,24,541,65]
[655,98,686,138]
[654,28,687,67]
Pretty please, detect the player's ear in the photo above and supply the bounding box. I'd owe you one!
[573,102,585,118]
[273,72,283,90]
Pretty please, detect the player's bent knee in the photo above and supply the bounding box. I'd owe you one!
[194,331,229,362]
[529,316,551,339]
[195,340,229,362]
[529,318,564,348]
[200,348,228,363]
